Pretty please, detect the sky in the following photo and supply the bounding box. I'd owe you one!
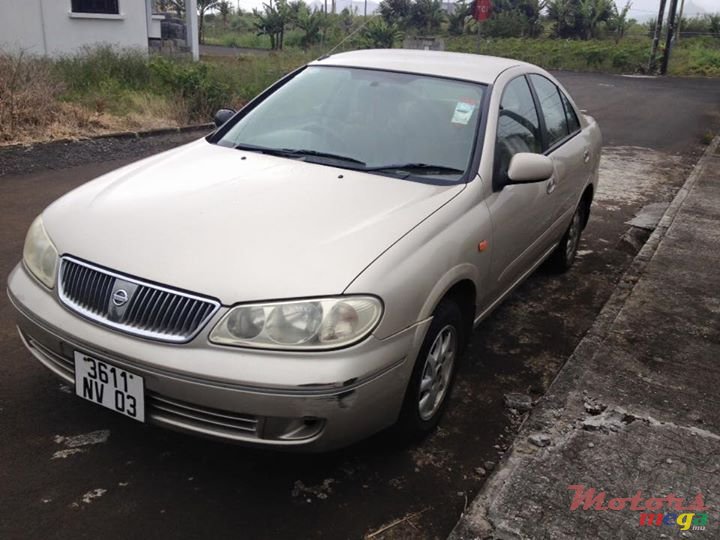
[624,0,718,22]
[227,0,719,19]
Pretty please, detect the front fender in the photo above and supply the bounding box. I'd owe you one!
[344,186,492,340]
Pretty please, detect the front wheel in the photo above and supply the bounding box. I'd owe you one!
[396,299,464,438]
[547,202,585,272]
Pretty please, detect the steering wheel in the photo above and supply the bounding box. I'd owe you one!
[499,108,540,141]
[301,123,349,154]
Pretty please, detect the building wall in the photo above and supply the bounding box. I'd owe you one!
[0,0,149,56]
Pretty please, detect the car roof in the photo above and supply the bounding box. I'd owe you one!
[311,49,532,85]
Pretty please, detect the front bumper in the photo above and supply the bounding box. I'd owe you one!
[7,264,430,451]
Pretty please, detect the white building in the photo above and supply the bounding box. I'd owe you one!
[0,0,199,59]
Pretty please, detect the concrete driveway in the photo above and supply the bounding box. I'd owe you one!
[1,72,718,540]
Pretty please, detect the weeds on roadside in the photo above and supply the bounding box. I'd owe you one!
[0,52,64,141]
[1,36,718,145]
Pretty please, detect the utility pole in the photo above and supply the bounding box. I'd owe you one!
[675,0,686,42]
[660,0,680,75]
[648,0,668,73]
[364,0,367,17]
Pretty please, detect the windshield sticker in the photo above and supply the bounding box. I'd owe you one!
[451,101,475,125]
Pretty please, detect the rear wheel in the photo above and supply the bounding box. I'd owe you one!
[397,299,464,437]
[547,202,585,272]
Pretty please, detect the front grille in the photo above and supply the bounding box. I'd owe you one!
[58,257,220,343]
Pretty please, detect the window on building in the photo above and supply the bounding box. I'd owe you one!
[71,0,120,15]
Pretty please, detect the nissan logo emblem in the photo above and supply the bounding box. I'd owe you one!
[112,289,129,307]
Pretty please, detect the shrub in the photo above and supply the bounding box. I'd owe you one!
[0,52,65,141]
[669,37,720,77]
[361,19,403,48]
[447,36,652,74]
[54,46,151,94]
[149,57,231,120]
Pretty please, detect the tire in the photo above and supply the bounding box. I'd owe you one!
[546,202,586,273]
[396,299,465,438]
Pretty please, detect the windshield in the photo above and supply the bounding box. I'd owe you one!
[216,66,487,181]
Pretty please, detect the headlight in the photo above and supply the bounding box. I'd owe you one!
[23,216,58,289]
[209,296,383,350]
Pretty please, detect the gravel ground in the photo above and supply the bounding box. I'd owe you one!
[0,126,213,178]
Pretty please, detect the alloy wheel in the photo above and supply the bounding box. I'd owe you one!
[565,209,582,263]
[418,325,457,421]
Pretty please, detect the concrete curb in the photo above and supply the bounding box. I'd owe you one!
[0,123,214,152]
[448,135,720,540]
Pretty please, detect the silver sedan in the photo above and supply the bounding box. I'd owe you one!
[8,49,601,451]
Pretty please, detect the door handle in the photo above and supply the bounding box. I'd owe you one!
[546,176,556,194]
[583,149,591,163]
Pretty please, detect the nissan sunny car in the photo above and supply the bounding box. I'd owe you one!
[7,49,601,451]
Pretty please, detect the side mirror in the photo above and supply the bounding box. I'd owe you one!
[507,153,554,184]
[213,108,235,128]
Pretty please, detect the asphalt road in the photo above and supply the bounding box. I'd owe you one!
[1,72,719,540]
[554,71,720,152]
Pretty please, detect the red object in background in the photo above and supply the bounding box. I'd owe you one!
[473,0,492,21]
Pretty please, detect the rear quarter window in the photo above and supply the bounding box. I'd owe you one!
[561,92,581,134]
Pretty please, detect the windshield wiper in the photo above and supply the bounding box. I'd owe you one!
[234,143,365,166]
[362,163,464,177]
[281,148,366,165]
[233,146,462,178]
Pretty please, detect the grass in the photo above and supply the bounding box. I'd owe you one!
[1,36,718,145]
[205,32,274,49]
[448,36,653,73]
[667,37,720,77]
[447,35,720,76]
[0,46,313,144]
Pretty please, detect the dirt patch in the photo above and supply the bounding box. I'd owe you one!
[0,127,211,178]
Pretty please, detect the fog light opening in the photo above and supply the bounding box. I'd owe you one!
[261,416,325,441]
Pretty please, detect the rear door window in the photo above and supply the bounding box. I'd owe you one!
[528,74,570,149]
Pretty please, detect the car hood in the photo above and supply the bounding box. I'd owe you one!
[43,140,464,304]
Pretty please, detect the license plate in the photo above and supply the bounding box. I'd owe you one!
[74,352,145,422]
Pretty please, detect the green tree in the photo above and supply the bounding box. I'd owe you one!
[198,0,219,43]
[609,1,632,42]
[520,0,546,37]
[709,14,720,37]
[217,0,232,27]
[481,0,546,38]
[253,1,290,49]
[378,0,412,29]
[361,17,403,47]
[546,0,612,39]
[295,7,328,48]
[447,1,472,35]
[581,0,614,39]
[287,0,306,21]
[546,0,583,38]
[409,0,446,33]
